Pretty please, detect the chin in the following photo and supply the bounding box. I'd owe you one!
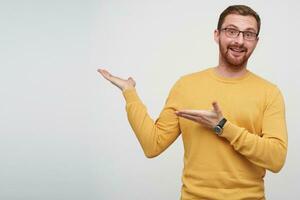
[229,60,245,67]
[226,56,247,68]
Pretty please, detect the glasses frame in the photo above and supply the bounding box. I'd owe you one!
[220,28,258,41]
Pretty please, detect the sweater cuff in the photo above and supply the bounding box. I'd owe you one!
[122,88,141,104]
[220,121,243,144]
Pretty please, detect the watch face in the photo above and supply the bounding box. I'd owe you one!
[214,126,222,135]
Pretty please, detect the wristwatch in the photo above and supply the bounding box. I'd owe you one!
[213,118,227,136]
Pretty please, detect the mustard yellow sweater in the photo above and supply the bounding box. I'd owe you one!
[122,67,287,200]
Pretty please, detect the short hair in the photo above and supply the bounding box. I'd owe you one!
[217,5,261,35]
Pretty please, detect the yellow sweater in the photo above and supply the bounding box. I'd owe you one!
[122,67,287,200]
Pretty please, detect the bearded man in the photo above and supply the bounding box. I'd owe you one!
[98,5,287,200]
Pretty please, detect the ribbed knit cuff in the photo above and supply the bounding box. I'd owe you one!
[122,88,141,104]
[220,121,242,144]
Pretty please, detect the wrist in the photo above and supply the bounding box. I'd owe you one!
[122,86,135,92]
[213,118,227,136]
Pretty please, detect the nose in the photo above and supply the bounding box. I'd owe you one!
[234,32,244,45]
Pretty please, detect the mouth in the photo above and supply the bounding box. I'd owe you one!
[228,47,246,56]
[229,47,245,52]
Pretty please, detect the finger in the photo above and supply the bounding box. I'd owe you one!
[99,69,127,84]
[177,110,215,117]
[178,113,199,123]
[176,110,203,116]
[128,77,136,87]
[128,77,135,82]
[97,68,107,75]
[179,114,212,127]
[178,112,215,127]
[212,101,222,115]
[197,115,213,124]
[97,69,112,80]
[97,68,104,75]
[183,113,215,125]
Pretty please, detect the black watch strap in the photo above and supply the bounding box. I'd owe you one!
[213,118,227,135]
[217,118,227,128]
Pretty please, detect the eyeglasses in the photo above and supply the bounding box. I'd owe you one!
[220,28,258,41]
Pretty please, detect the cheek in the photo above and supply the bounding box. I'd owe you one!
[219,39,231,52]
[245,42,257,53]
[219,36,233,47]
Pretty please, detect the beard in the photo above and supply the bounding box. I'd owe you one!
[219,42,253,68]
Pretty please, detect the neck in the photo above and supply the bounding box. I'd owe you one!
[215,61,248,78]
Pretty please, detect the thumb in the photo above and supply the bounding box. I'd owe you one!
[212,101,222,115]
[128,77,136,82]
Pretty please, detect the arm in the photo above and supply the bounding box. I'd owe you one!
[123,81,181,158]
[98,69,181,158]
[176,88,288,172]
[220,89,288,173]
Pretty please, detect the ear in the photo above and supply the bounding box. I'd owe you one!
[214,29,220,43]
[253,36,259,48]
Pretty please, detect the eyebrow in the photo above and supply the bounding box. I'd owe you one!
[225,24,257,33]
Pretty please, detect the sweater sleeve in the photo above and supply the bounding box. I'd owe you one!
[220,87,288,173]
[122,80,182,158]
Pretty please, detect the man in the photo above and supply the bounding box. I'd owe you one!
[98,5,287,200]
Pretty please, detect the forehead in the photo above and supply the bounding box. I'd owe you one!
[222,14,258,31]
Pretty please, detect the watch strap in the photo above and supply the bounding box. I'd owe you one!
[217,118,227,128]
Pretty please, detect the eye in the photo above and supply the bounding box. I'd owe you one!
[244,31,256,39]
[227,28,238,35]
[244,32,252,37]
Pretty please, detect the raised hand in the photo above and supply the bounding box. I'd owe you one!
[97,69,136,91]
[175,102,224,128]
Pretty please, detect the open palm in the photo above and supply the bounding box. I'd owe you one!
[97,69,136,91]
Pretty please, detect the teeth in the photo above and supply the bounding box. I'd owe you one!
[230,48,244,52]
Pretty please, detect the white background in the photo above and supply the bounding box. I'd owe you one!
[0,0,299,199]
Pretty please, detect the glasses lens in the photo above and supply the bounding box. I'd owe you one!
[223,28,257,41]
[225,28,239,37]
[244,32,257,40]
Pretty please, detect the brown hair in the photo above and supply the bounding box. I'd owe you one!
[217,5,261,35]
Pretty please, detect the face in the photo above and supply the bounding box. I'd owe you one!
[214,14,259,68]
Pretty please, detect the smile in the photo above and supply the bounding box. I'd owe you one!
[229,47,245,52]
